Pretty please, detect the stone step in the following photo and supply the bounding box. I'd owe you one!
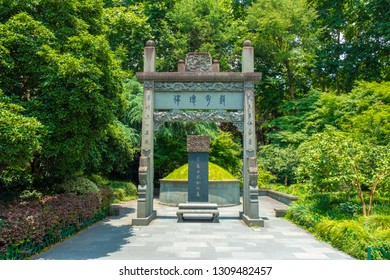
[274,207,288,217]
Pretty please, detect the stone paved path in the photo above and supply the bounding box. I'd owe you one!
[33,196,353,260]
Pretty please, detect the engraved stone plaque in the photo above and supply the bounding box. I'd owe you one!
[185,53,212,72]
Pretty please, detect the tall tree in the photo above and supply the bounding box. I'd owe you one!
[103,4,152,72]
[246,0,319,100]
[158,0,237,71]
[244,0,319,144]
[0,1,130,182]
[310,0,390,93]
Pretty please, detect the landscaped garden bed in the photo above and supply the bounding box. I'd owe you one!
[264,185,389,260]
[0,175,120,260]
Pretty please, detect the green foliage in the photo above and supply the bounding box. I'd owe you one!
[103,5,152,71]
[154,123,219,179]
[266,183,312,198]
[364,215,390,232]
[0,12,55,100]
[296,128,353,193]
[264,81,390,194]
[286,191,390,259]
[95,121,136,176]
[296,127,389,216]
[34,33,126,178]
[0,2,131,184]
[159,0,237,71]
[316,219,372,259]
[164,162,236,180]
[106,181,137,202]
[257,167,276,187]
[286,203,322,229]
[246,0,319,102]
[258,145,299,185]
[88,174,109,187]
[55,177,100,195]
[310,0,390,93]
[209,132,242,176]
[0,95,43,172]
[337,201,362,217]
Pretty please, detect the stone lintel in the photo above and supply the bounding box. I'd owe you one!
[136,72,262,83]
[187,135,210,153]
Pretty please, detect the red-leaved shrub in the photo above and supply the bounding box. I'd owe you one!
[0,190,110,259]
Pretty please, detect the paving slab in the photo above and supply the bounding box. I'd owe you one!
[32,196,354,260]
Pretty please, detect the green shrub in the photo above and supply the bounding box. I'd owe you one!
[364,215,390,231]
[99,186,114,211]
[88,174,109,187]
[337,201,362,217]
[56,177,99,195]
[107,181,137,202]
[284,190,389,259]
[257,167,277,187]
[286,203,322,229]
[316,219,372,259]
[373,229,390,240]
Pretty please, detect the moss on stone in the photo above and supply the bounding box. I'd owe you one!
[164,162,236,180]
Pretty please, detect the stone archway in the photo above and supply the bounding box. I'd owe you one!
[132,40,263,227]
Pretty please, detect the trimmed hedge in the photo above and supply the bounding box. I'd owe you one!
[0,188,113,260]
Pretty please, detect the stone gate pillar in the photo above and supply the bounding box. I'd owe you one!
[241,41,263,226]
[132,41,157,226]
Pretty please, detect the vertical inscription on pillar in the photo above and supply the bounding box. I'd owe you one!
[244,82,256,154]
[142,81,154,153]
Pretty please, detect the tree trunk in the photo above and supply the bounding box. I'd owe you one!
[357,183,367,217]
[351,163,367,217]
[0,161,8,174]
[368,175,383,216]
[284,59,295,99]
[335,30,341,95]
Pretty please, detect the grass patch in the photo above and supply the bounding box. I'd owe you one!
[164,162,236,180]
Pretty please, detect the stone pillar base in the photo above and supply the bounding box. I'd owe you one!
[132,210,157,226]
[240,212,264,227]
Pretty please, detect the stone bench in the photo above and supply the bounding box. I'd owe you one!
[177,203,219,223]
[274,207,288,217]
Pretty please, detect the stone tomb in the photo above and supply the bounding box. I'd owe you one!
[176,136,219,222]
